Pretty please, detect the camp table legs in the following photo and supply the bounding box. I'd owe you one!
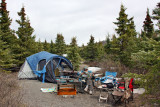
[111,90,124,105]
[112,95,122,104]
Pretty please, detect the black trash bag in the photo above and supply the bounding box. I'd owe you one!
[106,83,114,88]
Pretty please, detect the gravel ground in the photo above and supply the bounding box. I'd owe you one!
[18,64,140,107]
[19,80,114,107]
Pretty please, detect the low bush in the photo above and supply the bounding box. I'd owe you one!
[87,55,130,77]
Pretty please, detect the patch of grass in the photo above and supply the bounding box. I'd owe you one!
[0,71,26,107]
[150,99,160,105]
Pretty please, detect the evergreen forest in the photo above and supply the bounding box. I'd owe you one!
[0,0,160,105]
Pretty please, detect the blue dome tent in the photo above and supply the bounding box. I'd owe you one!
[18,51,73,83]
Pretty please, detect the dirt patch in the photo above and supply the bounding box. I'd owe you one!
[19,79,148,107]
[19,80,113,107]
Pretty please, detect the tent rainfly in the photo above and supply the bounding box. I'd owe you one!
[18,51,73,83]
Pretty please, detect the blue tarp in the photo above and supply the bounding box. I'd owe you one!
[105,71,117,78]
[33,66,46,83]
[101,71,117,83]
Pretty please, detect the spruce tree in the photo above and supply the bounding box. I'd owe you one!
[110,35,120,61]
[123,17,137,65]
[43,39,50,52]
[0,0,18,69]
[96,41,105,59]
[0,27,13,69]
[123,37,139,66]
[113,4,129,52]
[114,4,137,50]
[152,2,160,41]
[152,2,160,31]
[143,8,154,38]
[0,0,16,45]
[113,4,137,64]
[36,38,44,52]
[114,4,128,37]
[67,37,81,70]
[55,34,66,55]
[50,40,55,54]
[85,35,98,61]
[16,6,37,65]
[79,44,87,60]
[127,17,137,37]
[0,0,10,32]
[104,35,111,54]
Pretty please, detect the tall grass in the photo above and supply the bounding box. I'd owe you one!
[0,71,25,107]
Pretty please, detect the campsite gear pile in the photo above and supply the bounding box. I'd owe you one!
[95,71,134,105]
[112,80,133,105]
[18,51,135,106]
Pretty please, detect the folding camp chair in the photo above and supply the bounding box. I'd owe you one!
[112,78,134,105]
[117,78,134,101]
[98,86,114,103]
[99,88,109,102]
[100,71,117,84]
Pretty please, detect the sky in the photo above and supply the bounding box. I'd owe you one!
[6,0,160,46]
